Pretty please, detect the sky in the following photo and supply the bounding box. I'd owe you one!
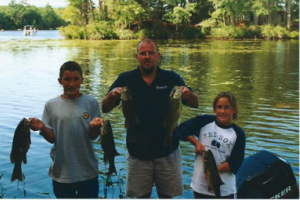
[0,0,69,7]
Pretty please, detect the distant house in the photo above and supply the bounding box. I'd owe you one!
[245,11,295,27]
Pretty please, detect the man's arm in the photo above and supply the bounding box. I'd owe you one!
[180,86,199,108]
[101,87,123,113]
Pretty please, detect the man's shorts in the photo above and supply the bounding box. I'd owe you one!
[126,147,183,197]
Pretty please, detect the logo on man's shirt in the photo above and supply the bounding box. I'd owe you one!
[83,112,89,119]
[156,86,168,90]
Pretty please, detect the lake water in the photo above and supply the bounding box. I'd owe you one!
[0,30,298,198]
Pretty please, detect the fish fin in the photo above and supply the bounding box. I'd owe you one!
[11,163,23,182]
[220,179,225,185]
[124,119,129,128]
[115,150,120,157]
[10,151,15,164]
[128,134,137,143]
[23,155,27,164]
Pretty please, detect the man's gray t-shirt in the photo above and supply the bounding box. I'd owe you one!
[42,94,101,183]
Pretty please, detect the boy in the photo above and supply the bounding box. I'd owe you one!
[30,61,103,198]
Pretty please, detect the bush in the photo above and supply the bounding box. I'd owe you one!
[261,25,290,39]
[90,22,118,39]
[274,25,289,39]
[115,29,137,40]
[183,27,204,39]
[211,26,239,39]
[59,25,84,39]
[289,31,299,39]
[247,25,262,38]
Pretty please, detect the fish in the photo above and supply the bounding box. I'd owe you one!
[203,149,225,197]
[120,86,140,142]
[99,119,119,175]
[164,85,182,147]
[10,118,31,182]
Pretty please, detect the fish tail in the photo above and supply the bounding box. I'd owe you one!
[108,164,117,176]
[11,162,23,182]
[115,150,120,157]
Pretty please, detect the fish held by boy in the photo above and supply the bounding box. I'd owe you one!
[99,119,119,175]
[203,149,225,198]
[10,118,31,182]
[164,85,182,147]
[120,86,140,142]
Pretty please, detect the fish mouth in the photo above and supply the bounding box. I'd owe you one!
[23,118,30,126]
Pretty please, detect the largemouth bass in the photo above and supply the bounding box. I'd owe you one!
[204,149,225,197]
[121,86,140,142]
[100,120,119,175]
[10,118,31,182]
[164,86,182,147]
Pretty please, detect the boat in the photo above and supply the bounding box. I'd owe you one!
[23,25,37,36]
[236,150,299,198]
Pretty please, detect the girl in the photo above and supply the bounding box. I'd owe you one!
[175,92,246,198]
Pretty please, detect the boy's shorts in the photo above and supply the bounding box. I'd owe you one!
[126,147,183,197]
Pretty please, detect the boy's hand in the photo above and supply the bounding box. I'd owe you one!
[28,118,44,131]
[90,117,104,128]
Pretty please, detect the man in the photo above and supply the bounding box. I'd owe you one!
[102,38,199,198]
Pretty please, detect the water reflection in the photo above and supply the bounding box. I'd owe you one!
[0,37,298,198]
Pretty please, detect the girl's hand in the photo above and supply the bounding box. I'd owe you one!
[90,117,104,128]
[194,140,205,155]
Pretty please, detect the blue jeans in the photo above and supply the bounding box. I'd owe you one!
[53,176,99,198]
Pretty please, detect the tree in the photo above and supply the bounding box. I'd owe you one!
[164,3,196,31]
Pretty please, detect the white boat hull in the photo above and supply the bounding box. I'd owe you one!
[23,30,37,36]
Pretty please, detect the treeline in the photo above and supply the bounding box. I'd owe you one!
[0,0,299,40]
[59,0,299,39]
[0,0,67,30]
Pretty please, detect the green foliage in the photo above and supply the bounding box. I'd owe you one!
[60,22,119,40]
[210,25,298,40]
[182,27,204,39]
[91,22,118,39]
[261,25,289,39]
[2,0,299,40]
[248,25,262,37]
[289,31,299,39]
[115,29,137,40]
[59,25,85,39]
[0,2,66,30]
[211,26,239,39]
